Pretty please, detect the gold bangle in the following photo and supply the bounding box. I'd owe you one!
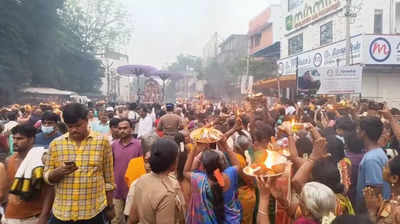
[258,209,268,216]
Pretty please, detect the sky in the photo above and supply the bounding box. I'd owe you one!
[123,0,280,68]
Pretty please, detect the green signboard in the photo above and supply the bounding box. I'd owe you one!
[285,0,342,32]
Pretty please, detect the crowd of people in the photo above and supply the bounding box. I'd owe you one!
[0,96,399,224]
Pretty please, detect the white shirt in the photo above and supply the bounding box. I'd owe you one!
[285,106,296,116]
[128,111,139,121]
[137,115,153,138]
[3,121,18,134]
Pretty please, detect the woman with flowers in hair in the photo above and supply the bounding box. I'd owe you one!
[184,136,242,224]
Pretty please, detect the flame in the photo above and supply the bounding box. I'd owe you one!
[264,152,273,169]
[291,119,295,131]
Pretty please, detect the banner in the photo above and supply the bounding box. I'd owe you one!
[247,76,254,95]
[241,75,248,94]
[241,75,254,95]
[297,65,362,95]
[278,34,363,76]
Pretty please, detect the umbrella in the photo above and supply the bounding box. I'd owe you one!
[117,65,157,76]
[116,65,157,103]
[149,70,184,102]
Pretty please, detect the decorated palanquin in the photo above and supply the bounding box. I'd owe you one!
[143,78,161,104]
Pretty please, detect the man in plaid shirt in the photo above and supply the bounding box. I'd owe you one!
[44,103,115,224]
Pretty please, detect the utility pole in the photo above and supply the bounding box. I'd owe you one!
[214,32,219,58]
[344,0,358,65]
[345,0,352,65]
[245,45,250,96]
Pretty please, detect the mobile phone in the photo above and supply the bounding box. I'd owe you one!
[64,161,76,167]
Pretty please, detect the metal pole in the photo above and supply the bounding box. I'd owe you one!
[245,46,250,97]
[162,80,166,103]
[136,75,140,104]
[295,56,299,99]
[345,0,352,65]
[106,64,110,100]
[277,76,281,100]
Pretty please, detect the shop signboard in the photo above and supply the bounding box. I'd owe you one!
[285,0,344,33]
[363,35,400,65]
[297,65,362,94]
[278,35,362,76]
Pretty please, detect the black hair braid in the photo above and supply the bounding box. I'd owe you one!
[210,179,225,224]
[202,151,225,223]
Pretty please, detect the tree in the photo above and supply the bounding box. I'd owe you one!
[168,54,202,74]
[248,57,278,81]
[60,0,133,54]
[0,0,66,103]
[0,0,112,105]
[24,0,105,93]
[201,59,232,99]
[198,55,277,100]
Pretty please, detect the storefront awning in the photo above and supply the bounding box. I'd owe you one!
[251,42,280,58]
[21,87,77,96]
[254,74,296,89]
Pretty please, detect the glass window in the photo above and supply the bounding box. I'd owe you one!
[288,0,303,11]
[320,22,333,46]
[374,9,383,34]
[288,33,303,56]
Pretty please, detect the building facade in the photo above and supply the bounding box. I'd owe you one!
[175,74,202,100]
[247,5,284,98]
[100,50,132,102]
[278,0,400,107]
[202,32,220,65]
[218,34,248,64]
[248,5,282,57]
